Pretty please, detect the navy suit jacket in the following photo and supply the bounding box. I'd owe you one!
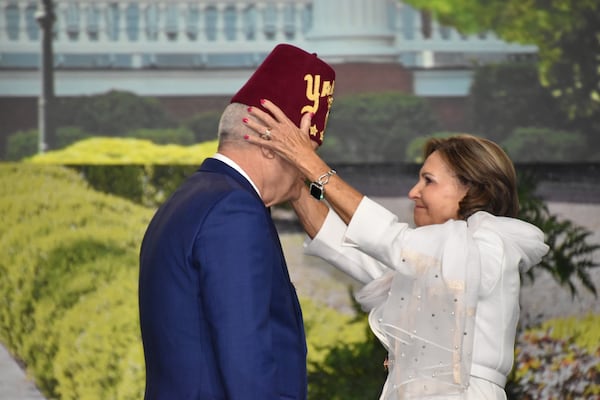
[139,158,307,399]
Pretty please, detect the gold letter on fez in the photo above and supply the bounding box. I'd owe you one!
[321,81,333,96]
[302,74,320,115]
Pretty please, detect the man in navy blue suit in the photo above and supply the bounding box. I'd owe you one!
[138,44,335,399]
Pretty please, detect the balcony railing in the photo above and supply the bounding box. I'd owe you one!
[0,0,536,69]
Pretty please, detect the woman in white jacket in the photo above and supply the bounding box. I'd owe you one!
[243,99,549,399]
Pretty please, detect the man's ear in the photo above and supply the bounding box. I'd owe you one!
[260,145,275,159]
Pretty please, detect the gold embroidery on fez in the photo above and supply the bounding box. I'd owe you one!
[302,74,321,115]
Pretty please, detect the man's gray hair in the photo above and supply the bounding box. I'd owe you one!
[217,103,253,149]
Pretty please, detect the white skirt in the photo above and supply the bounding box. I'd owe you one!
[379,376,507,400]
[464,376,506,400]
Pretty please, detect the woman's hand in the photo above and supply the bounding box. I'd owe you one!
[244,98,364,225]
[242,99,326,181]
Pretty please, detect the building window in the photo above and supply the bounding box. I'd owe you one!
[243,6,257,40]
[301,4,312,34]
[165,3,178,40]
[262,4,276,40]
[145,4,159,41]
[223,6,236,41]
[65,2,80,41]
[282,4,295,40]
[105,3,120,41]
[5,3,19,40]
[205,6,217,41]
[85,4,99,41]
[126,3,139,41]
[25,3,39,40]
[185,4,199,40]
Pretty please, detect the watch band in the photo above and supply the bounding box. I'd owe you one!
[309,169,336,200]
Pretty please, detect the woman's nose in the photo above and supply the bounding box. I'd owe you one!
[408,182,419,199]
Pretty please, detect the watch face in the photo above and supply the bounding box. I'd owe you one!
[310,182,324,200]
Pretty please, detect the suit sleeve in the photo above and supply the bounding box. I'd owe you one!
[194,190,283,399]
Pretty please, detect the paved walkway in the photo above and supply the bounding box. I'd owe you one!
[0,344,45,400]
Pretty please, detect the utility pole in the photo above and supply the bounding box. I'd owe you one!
[35,0,56,153]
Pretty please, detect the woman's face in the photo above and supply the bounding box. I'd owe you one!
[408,150,469,227]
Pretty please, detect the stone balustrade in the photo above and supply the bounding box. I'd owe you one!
[0,0,536,69]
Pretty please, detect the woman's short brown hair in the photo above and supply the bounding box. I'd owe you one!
[423,134,519,219]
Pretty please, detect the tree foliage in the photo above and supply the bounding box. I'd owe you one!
[466,62,570,144]
[402,0,600,121]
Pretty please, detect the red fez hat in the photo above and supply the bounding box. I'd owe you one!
[231,44,335,146]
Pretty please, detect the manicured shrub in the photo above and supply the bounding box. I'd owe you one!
[0,164,152,397]
[25,137,216,206]
[53,268,144,400]
[25,137,217,165]
[125,127,196,145]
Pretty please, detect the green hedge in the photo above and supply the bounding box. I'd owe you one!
[0,164,153,397]
[25,137,218,206]
[26,137,218,165]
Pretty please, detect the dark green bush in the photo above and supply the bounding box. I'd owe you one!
[69,165,197,207]
[5,126,91,161]
[501,127,589,162]
[183,111,221,143]
[5,129,36,161]
[73,165,148,205]
[320,92,439,163]
[55,90,175,136]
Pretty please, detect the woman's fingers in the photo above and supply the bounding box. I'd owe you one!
[243,113,274,140]
[242,98,314,153]
[299,111,313,133]
[248,103,277,127]
[258,99,290,125]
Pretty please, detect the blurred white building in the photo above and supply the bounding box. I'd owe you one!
[0,0,537,98]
